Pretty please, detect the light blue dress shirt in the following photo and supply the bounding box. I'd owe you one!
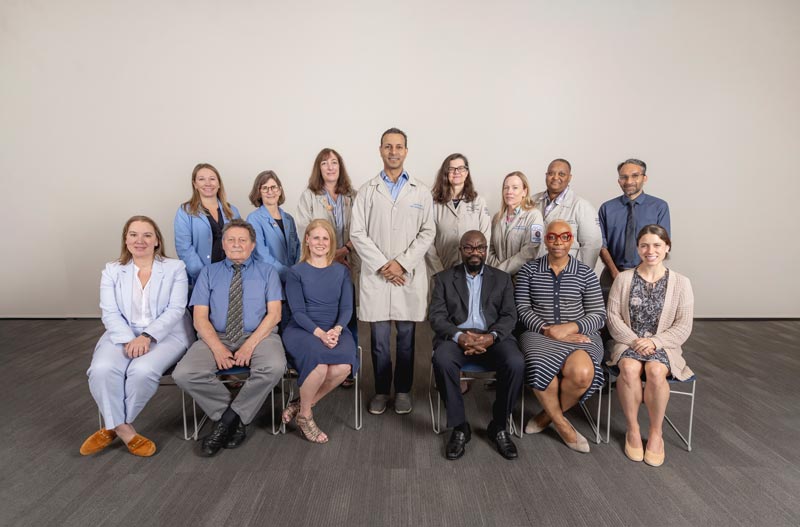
[380,170,409,201]
[452,265,488,343]
[189,256,283,334]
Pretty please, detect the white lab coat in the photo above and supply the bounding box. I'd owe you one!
[350,174,435,322]
[531,188,602,268]
[425,196,492,276]
[486,207,545,276]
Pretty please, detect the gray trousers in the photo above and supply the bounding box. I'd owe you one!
[173,332,286,425]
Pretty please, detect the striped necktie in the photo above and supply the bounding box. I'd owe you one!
[624,200,637,264]
[225,264,243,343]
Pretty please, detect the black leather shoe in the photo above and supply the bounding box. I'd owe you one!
[445,424,471,460]
[200,421,229,457]
[224,420,247,449]
[489,429,518,460]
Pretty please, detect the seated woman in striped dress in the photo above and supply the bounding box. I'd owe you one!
[515,220,606,453]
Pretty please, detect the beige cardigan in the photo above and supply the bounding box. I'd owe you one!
[606,268,695,380]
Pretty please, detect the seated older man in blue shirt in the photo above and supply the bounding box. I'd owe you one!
[174,219,286,457]
[598,158,671,296]
[429,230,524,461]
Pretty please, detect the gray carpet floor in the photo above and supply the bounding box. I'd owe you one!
[1,319,798,527]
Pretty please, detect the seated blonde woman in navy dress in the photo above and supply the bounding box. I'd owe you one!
[516,220,606,453]
[606,224,694,467]
[81,216,194,457]
[280,219,358,443]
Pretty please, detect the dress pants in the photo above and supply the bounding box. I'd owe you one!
[88,330,190,429]
[370,321,415,395]
[172,332,286,425]
[432,338,524,429]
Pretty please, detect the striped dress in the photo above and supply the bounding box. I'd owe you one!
[515,255,607,401]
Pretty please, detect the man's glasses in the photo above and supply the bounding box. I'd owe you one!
[461,244,487,254]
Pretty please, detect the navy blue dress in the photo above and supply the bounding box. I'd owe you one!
[282,261,358,386]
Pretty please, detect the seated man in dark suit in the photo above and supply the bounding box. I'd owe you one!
[429,230,525,460]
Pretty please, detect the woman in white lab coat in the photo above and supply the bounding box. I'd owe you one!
[487,171,545,277]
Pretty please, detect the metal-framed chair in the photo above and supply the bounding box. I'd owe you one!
[184,365,290,440]
[428,358,525,438]
[584,365,697,451]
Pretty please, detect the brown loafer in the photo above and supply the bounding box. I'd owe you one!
[125,434,156,457]
[80,428,118,456]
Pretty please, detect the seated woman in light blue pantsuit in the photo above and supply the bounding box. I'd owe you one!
[81,215,195,457]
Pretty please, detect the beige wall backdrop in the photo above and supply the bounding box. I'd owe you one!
[2,0,798,317]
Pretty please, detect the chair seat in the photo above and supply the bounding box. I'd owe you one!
[216,366,251,376]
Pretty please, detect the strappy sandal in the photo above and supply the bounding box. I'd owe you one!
[282,399,301,424]
[296,412,328,444]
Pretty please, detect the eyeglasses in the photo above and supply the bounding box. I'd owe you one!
[461,244,487,254]
[261,185,280,193]
[545,232,573,243]
[447,166,469,175]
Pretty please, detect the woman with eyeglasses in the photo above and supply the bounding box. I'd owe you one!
[516,220,606,453]
[174,163,241,286]
[605,225,694,467]
[487,171,544,277]
[426,153,492,276]
[245,171,301,284]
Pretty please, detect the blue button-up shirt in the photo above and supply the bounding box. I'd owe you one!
[189,256,283,334]
[452,265,488,343]
[380,170,409,201]
[598,192,671,269]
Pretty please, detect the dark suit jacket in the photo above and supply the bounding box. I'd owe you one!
[428,263,517,349]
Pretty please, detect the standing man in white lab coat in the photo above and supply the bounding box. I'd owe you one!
[350,128,436,415]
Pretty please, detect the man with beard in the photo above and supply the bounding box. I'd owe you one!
[428,230,524,460]
[598,158,671,297]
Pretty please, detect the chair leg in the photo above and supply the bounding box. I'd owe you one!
[428,363,441,434]
[664,379,696,452]
[97,409,103,430]
[354,346,363,431]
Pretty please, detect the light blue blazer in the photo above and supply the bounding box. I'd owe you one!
[246,205,301,282]
[99,257,194,346]
[174,200,241,284]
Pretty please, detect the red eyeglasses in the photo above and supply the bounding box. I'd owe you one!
[545,231,573,243]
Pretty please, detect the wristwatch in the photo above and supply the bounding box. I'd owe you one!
[490,331,499,342]
[141,332,154,342]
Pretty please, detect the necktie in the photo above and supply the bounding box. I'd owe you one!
[225,264,243,343]
[624,200,637,265]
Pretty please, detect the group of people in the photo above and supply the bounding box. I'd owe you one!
[80,127,694,468]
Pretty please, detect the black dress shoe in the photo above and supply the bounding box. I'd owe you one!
[200,421,230,457]
[224,420,247,449]
[489,429,518,460]
[446,424,471,460]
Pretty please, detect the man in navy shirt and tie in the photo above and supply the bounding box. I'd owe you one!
[598,158,671,297]
[174,219,286,457]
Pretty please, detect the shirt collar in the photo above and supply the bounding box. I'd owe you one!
[463,263,485,278]
[621,191,647,206]
[547,186,571,205]
[535,254,578,275]
[224,256,254,269]
[380,170,409,184]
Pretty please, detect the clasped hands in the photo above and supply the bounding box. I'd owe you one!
[124,335,151,358]
[314,326,342,349]
[630,337,656,355]
[211,338,257,370]
[379,259,406,286]
[542,323,591,344]
[458,331,494,356]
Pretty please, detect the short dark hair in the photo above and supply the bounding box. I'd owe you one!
[548,158,572,172]
[637,224,670,250]
[460,230,486,246]
[380,127,407,147]
[617,158,647,174]
[222,218,256,242]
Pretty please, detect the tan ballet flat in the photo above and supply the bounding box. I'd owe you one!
[624,433,644,462]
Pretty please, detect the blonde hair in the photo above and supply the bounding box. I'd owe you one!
[493,171,535,225]
[181,163,235,220]
[300,219,337,265]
